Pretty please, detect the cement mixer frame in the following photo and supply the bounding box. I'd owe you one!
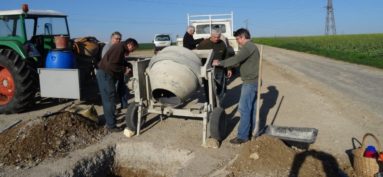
[125,48,226,147]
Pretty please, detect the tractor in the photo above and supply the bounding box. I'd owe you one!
[0,4,100,114]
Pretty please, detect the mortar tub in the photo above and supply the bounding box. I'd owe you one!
[264,125,318,144]
[147,46,202,105]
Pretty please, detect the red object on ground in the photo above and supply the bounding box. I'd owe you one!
[379,152,383,162]
[364,151,376,158]
[364,145,378,158]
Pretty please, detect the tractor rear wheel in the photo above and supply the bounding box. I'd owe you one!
[0,49,37,114]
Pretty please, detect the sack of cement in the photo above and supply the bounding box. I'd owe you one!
[67,104,99,123]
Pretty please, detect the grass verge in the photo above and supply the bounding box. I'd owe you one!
[253,34,383,69]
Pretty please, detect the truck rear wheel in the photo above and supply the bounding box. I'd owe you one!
[0,49,37,114]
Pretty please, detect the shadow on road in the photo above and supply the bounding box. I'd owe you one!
[259,85,279,131]
[222,84,241,108]
[221,85,281,140]
[221,82,241,140]
[25,97,73,113]
[289,150,347,177]
[223,107,239,141]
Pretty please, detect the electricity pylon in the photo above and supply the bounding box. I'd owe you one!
[325,0,336,35]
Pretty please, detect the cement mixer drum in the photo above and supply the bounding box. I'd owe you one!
[147,46,202,105]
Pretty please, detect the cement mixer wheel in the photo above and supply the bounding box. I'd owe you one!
[209,107,226,141]
[125,103,146,131]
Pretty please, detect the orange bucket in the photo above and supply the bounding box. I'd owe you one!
[54,35,69,49]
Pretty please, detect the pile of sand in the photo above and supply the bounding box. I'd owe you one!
[0,112,107,167]
[228,135,355,177]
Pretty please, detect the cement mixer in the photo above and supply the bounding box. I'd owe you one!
[124,46,226,147]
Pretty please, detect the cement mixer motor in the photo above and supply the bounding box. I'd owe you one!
[125,46,226,147]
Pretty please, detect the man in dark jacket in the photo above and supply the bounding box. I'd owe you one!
[183,25,204,50]
[97,38,138,132]
[212,28,260,144]
[101,31,128,111]
[197,29,232,102]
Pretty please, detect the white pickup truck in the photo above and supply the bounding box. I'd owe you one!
[176,12,239,55]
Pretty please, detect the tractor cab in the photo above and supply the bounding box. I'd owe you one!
[0,4,70,67]
[0,4,72,113]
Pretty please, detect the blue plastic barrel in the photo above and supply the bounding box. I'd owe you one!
[45,50,75,69]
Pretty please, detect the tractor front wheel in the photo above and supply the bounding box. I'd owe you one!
[0,49,37,114]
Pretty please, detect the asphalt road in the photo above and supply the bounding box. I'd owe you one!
[263,45,383,120]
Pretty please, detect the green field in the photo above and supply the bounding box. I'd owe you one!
[137,43,155,50]
[253,34,383,69]
[137,43,178,50]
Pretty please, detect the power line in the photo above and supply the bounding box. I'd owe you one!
[244,19,249,29]
[325,0,336,35]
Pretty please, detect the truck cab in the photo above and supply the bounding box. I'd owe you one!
[177,12,238,55]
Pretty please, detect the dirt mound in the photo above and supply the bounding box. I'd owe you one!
[229,135,355,177]
[0,112,107,167]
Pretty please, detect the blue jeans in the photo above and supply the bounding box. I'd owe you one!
[237,82,258,141]
[96,69,117,128]
[117,75,129,108]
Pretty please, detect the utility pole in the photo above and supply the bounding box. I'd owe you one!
[325,0,336,35]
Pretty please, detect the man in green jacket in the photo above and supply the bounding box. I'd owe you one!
[212,28,260,144]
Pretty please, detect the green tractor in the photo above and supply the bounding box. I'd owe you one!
[0,4,71,113]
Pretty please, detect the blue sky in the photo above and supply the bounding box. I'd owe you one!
[2,0,383,42]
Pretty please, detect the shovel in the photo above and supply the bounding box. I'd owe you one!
[252,45,263,138]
